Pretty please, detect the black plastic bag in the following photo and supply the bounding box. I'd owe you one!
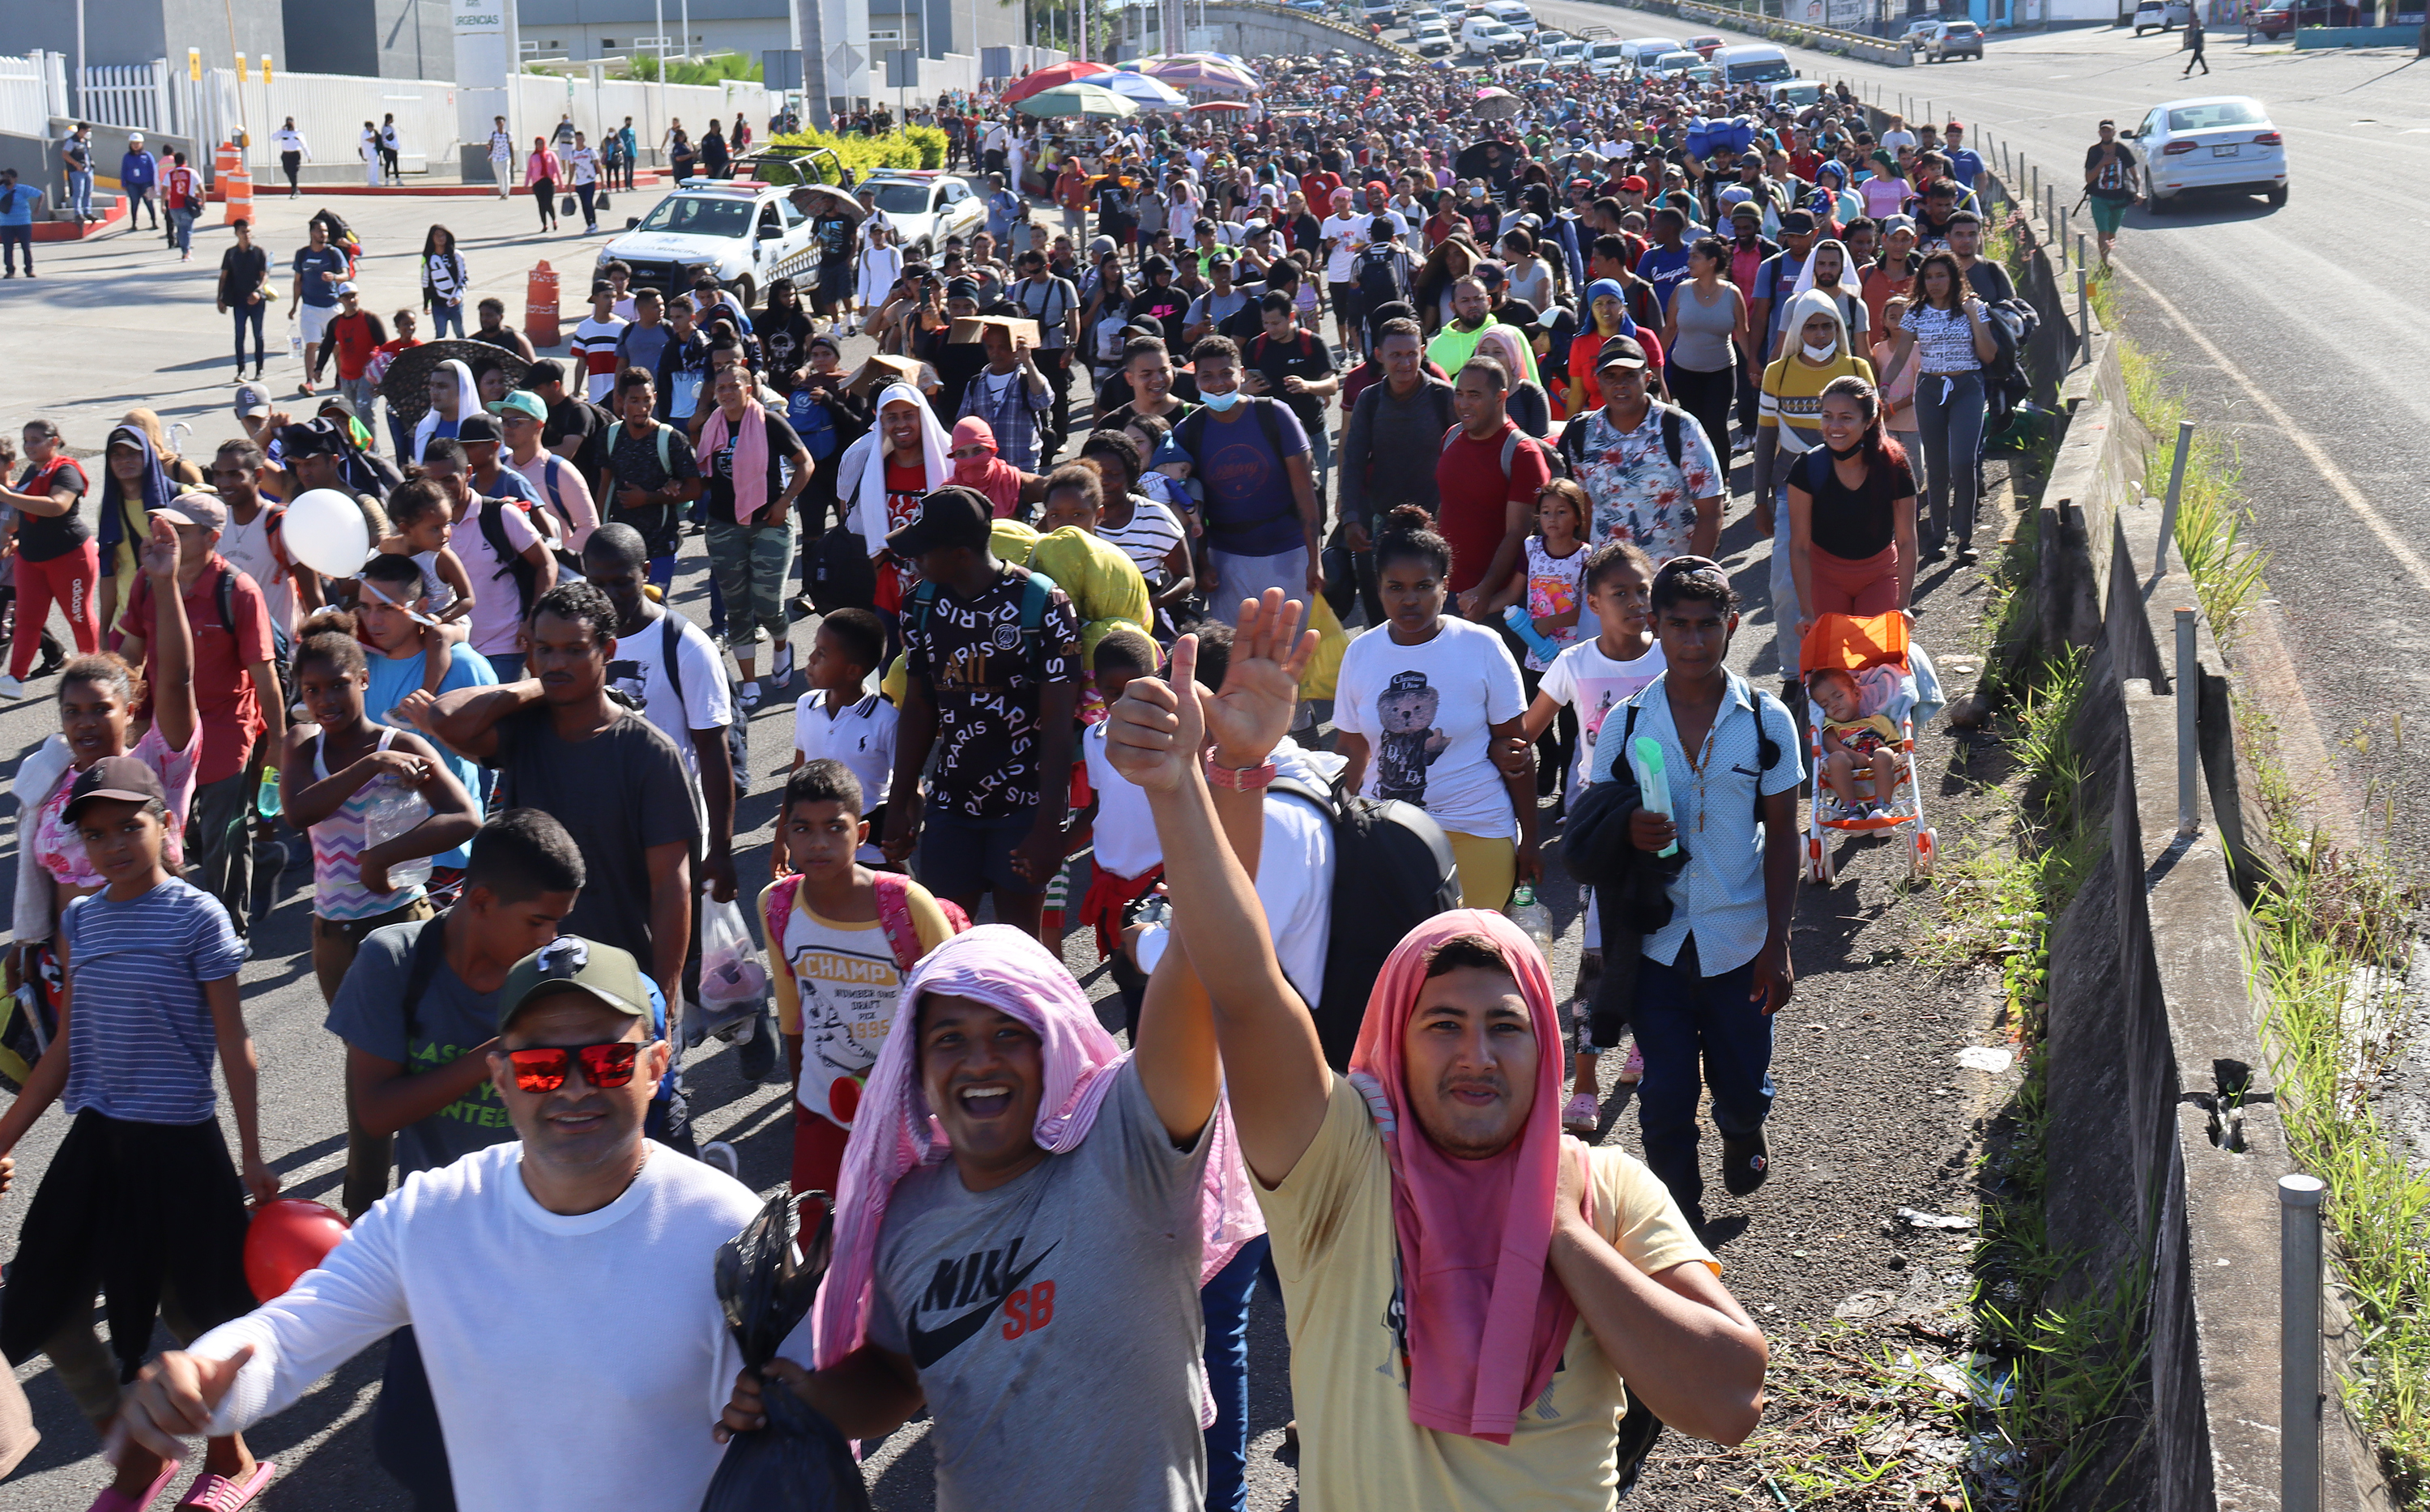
[700,1192,872,1512]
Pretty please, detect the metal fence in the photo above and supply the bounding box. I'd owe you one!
[78,61,173,132]
[0,51,68,138]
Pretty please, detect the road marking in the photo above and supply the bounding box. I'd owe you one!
[2110,258,2430,596]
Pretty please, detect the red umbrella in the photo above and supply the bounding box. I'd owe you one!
[1190,100,1253,113]
[1002,60,1117,104]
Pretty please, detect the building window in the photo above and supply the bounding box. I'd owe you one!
[603,37,616,45]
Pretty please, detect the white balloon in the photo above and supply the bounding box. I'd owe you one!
[284,488,373,578]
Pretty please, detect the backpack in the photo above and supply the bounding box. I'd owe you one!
[1355,241,1412,313]
[906,568,1058,682]
[607,418,676,481]
[1980,296,2040,428]
[762,870,971,973]
[1446,423,1568,484]
[1557,400,1693,479]
[811,523,878,615]
[659,609,752,796]
[1175,399,1296,541]
[789,392,839,461]
[1268,773,1464,1072]
[473,497,542,622]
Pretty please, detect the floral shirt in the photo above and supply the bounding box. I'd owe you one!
[34,723,202,889]
[1570,404,1727,569]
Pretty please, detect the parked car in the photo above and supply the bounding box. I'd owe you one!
[1462,15,1530,57]
[857,170,986,259]
[1480,0,1538,35]
[2131,0,2193,32]
[1921,19,1985,58]
[1712,41,1795,83]
[2249,0,2365,33]
[2122,94,2288,210]
[599,177,820,307]
[1689,32,1726,56]
[1413,19,1456,54]
[1647,49,1703,75]
[1766,79,1825,109]
[1683,64,1724,87]
[1899,16,1943,45]
[1584,36,1632,74]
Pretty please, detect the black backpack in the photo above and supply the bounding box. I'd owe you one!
[1268,773,1464,1071]
[1556,400,1695,480]
[1980,296,2040,428]
[473,497,542,622]
[658,608,751,797]
[810,521,879,615]
[1355,242,1411,312]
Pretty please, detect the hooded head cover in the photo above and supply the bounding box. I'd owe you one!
[1584,277,1637,337]
[812,925,1262,1369]
[842,380,953,553]
[410,357,485,461]
[1789,236,1863,307]
[949,415,1024,518]
[1345,909,1578,1444]
[96,424,174,565]
[1771,288,1857,458]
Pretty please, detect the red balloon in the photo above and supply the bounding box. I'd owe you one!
[245,1199,352,1302]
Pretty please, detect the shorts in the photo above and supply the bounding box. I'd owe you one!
[298,302,337,344]
[2088,193,2131,236]
[920,807,1039,899]
[1328,280,1361,328]
[816,257,852,307]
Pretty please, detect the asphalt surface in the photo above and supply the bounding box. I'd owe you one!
[0,74,2097,1503]
[1520,3,2430,859]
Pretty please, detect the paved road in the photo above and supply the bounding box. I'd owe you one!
[4,142,1975,1506]
[1522,4,2430,854]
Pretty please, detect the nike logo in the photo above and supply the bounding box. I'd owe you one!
[904,1239,1059,1368]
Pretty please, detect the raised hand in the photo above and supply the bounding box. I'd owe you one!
[139,514,181,581]
[117,1346,256,1463]
[1202,589,1318,768]
[1105,634,1208,796]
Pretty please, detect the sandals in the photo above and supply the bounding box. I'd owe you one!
[1617,1042,1645,1084]
[173,1461,276,1511]
[1562,1091,1601,1135]
[83,1459,177,1512]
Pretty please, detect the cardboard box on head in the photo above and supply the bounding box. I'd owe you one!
[846,352,925,395]
[949,315,1042,349]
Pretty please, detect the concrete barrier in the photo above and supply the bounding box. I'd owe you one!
[1189,2,1423,62]
[2290,22,2422,44]
[1622,0,1916,65]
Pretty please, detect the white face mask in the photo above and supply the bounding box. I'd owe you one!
[1802,339,1838,362]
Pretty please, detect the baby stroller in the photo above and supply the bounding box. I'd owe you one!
[1799,611,1939,885]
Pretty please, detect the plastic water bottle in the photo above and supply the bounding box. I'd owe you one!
[1501,603,1562,664]
[255,765,281,822]
[1630,737,1680,858]
[1507,884,1555,960]
[360,777,435,890]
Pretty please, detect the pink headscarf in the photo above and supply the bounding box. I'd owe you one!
[812,925,1261,1370]
[949,415,1024,519]
[1345,909,1578,1445]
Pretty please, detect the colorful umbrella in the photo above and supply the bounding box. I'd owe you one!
[1190,100,1254,113]
[1001,60,1116,104]
[1141,56,1259,92]
[1099,70,1189,109]
[1013,82,1140,120]
[1472,87,1522,120]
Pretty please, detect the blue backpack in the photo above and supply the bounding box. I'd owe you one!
[788,390,839,461]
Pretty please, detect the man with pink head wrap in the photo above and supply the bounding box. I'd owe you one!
[1106,590,1769,1511]
[718,922,1261,1512]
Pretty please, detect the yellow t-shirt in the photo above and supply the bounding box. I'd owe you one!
[761,875,954,1124]
[1259,1076,1716,1512]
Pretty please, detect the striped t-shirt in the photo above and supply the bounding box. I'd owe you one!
[62,878,245,1125]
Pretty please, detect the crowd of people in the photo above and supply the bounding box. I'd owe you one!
[0,44,2052,1510]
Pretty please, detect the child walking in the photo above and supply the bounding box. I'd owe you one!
[0,752,279,1512]
[1483,479,1593,803]
[853,222,902,340]
[1516,539,1668,1133]
[763,761,961,1201]
[782,609,895,868]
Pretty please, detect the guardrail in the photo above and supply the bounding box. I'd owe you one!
[1618,0,1918,65]
[1203,0,1428,62]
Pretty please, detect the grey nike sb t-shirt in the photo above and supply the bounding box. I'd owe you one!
[864,1060,1213,1511]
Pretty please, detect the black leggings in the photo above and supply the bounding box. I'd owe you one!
[575,181,595,226]
[280,150,301,194]
[1669,361,1737,472]
[232,301,266,369]
[532,177,556,228]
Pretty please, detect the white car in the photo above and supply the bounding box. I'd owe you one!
[2132,0,2193,32]
[859,170,987,259]
[598,178,821,309]
[1584,36,1633,75]
[1462,16,1528,57]
[2124,95,2288,210]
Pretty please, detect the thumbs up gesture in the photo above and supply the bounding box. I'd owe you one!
[116,1346,258,1463]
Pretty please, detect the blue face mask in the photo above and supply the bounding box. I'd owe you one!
[1200,387,1243,412]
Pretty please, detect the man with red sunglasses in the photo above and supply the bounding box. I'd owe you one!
[113,935,762,1512]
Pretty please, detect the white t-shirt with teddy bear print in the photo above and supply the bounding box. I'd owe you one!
[1334,616,1527,841]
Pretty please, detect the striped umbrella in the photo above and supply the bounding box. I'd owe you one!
[1013,82,1140,120]
[1140,56,1259,92]
[1001,59,1117,104]
[1099,70,1190,110]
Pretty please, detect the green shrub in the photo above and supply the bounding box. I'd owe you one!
[757,128,928,185]
[902,125,949,169]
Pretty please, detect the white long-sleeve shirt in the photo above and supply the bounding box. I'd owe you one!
[192,1143,760,1512]
[272,126,310,157]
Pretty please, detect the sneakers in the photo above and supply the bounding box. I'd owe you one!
[1617,1041,1644,1084]
[736,679,762,713]
[770,642,795,688]
[1562,1091,1601,1135]
[1958,546,1981,566]
[0,675,24,701]
[1721,1132,1771,1197]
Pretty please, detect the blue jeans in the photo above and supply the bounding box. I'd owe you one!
[373,1328,456,1510]
[169,205,194,254]
[484,652,524,683]
[1632,945,1776,1216]
[429,300,466,339]
[1914,369,1986,552]
[66,170,92,221]
[1200,1234,1268,1512]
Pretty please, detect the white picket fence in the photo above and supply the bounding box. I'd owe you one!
[79,60,173,132]
[0,52,69,138]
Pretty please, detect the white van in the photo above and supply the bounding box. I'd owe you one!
[1712,42,1795,85]
[1620,36,1686,68]
[1462,15,1528,57]
[1479,0,1538,35]
[1584,36,1632,75]
[1765,79,1824,109]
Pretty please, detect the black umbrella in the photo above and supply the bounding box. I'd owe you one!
[378,339,532,426]
[1453,141,1516,181]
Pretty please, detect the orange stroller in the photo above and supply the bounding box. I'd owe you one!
[1801,611,1937,885]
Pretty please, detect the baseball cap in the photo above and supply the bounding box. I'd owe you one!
[944,276,983,302]
[1596,334,1650,372]
[454,414,503,445]
[498,936,652,1034]
[336,281,359,296]
[1882,214,1917,237]
[489,389,548,422]
[62,756,168,824]
[233,383,271,420]
[1618,175,1649,193]
[277,418,347,458]
[150,490,228,531]
[1779,209,1818,233]
[886,486,995,560]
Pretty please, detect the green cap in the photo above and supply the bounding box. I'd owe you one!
[498,936,651,1033]
[487,389,549,422]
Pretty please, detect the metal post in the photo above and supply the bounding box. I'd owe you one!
[2077,232,2087,270]
[2157,418,2193,571]
[2077,267,2089,365]
[2176,607,2199,835]
[2060,203,2070,253]
[2281,1173,2326,1512]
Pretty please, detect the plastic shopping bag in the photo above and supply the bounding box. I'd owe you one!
[1298,595,1349,702]
[699,1194,872,1512]
[690,886,770,1046]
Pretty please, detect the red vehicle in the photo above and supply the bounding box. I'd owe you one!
[2249,0,2366,33]
[1689,32,1726,56]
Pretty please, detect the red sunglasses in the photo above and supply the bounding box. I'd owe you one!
[505,1041,642,1093]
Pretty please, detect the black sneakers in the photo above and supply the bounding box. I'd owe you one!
[1721,1133,1770,1197]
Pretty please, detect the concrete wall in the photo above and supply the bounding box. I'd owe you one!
[12,0,288,75]
[1144,0,1416,60]
[283,0,454,80]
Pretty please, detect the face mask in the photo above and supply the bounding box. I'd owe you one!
[1825,438,1865,461]
[1200,387,1243,412]
[1802,340,1838,361]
